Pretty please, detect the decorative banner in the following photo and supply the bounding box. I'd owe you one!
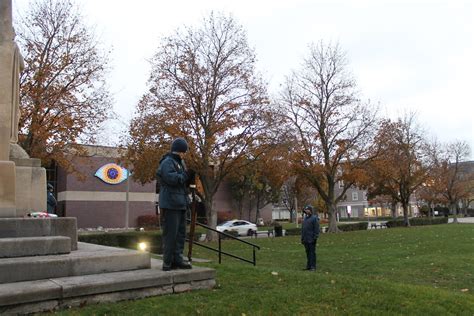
[94,163,129,185]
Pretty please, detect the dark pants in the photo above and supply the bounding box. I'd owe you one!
[304,242,317,269]
[162,208,187,268]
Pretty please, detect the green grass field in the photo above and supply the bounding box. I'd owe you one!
[51,224,473,315]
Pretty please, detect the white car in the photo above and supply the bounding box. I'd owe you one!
[216,220,257,236]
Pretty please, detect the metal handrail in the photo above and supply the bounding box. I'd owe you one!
[186,220,261,266]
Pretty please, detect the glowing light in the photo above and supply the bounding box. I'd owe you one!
[94,163,129,184]
[138,242,148,251]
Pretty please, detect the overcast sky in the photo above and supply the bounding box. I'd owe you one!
[13,0,474,157]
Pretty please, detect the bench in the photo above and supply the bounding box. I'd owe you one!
[253,230,274,238]
[370,223,387,229]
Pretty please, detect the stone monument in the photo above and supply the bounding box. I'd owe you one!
[0,0,46,216]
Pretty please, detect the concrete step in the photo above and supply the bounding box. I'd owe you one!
[0,218,78,250]
[0,236,71,258]
[0,259,216,315]
[0,242,150,284]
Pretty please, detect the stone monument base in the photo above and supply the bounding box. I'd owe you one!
[7,143,47,217]
[0,160,15,217]
[12,158,47,216]
[0,217,216,314]
[0,217,78,250]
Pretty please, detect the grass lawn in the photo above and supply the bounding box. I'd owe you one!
[50,224,473,315]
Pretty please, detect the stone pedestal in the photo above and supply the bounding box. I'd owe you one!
[0,160,15,217]
[8,144,47,216]
[12,157,47,216]
[0,99,12,161]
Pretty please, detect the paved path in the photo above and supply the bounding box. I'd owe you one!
[448,217,474,223]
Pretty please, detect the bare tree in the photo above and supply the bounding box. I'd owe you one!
[16,0,112,168]
[125,13,272,240]
[278,41,378,232]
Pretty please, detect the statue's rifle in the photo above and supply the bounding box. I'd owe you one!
[187,184,197,262]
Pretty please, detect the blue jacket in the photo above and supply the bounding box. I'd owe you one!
[301,214,320,243]
[157,153,190,210]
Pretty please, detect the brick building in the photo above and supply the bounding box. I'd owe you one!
[52,145,274,229]
[55,145,156,229]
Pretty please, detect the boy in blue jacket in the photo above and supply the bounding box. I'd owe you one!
[301,205,320,271]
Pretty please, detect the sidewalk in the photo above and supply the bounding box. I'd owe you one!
[448,217,474,223]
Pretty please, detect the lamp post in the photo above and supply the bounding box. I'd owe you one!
[295,196,298,228]
[125,170,130,229]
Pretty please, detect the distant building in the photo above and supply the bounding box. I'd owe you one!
[50,145,274,228]
[54,145,156,228]
[334,180,419,219]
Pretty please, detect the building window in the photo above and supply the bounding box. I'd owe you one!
[352,192,358,201]
[338,180,344,188]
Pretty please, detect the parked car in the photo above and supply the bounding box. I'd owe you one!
[216,220,257,236]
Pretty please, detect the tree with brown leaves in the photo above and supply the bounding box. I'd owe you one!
[16,0,112,169]
[125,13,272,240]
[364,115,433,226]
[433,141,471,223]
[227,145,288,222]
[278,41,378,232]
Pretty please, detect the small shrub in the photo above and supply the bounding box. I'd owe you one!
[79,231,163,254]
[285,227,301,236]
[419,205,430,216]
[337,222,368,232]
[434,206,449,217]
[137,215,159,229]
[385,219,406,228]
[386,217,448,228]
[466,208,474,216]
[271,221,282,227]
[220,230,239,239]
[217,211,233,224]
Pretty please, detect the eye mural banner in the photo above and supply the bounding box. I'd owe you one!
[94,163,129,185]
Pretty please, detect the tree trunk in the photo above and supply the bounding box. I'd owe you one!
[451,202,458,224]
[391,202,397,219]
[255,192,260,223]
[402,202,410,227]
[326,203,339,233]
[247,199,252,222]
[205,198,217,241]
[238,200,243,220]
